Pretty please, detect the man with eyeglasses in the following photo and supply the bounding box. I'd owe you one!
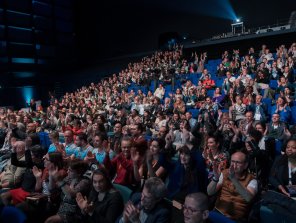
[183,193,209,223]
[207,150,258,221]
[118,177,170,223]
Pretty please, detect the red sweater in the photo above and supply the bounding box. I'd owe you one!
[103,153,134,187]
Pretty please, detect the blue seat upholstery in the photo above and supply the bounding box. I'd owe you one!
[113,183,132,204]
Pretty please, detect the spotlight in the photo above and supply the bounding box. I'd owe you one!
[236,18,240,22]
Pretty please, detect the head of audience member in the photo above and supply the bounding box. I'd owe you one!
[130,123,144,138]
[230,150,249,177]
[30,145,45,163]
[92,132,107,149]
[49,131,59,144]
[255,122,266,136]
[149,138,166,156]
[245,111,254,124]
[180,119,191,132]
[271,113,280,125]
[179,145,193,168]
[91,168,113,193]
[285,139,296,161]
[141,177,167,211]
[26,122,36,134]
[245,129,262,153]
[43,152,64,170]
[183,193,209,223]
[64,130,74,145]
[121,137,132,159]
[206,133,221,154]
[158,126,168,139]
[73,119,82,130]
[13,140,26,157]
[75,133,88,148]
[67,160,89,179]
[113,122,122,135]
[185,112,193,121]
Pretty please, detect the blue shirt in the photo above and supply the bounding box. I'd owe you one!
[74,145,93,160]
[64,143,78,156]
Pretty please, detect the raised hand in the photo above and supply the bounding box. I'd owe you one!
[76,192,88,211]
[131,149,140,163]
[228,164,235,180]
[124,201,140,223]
[212,161,221,179]
[32,166,42,178]
[48,166,60,181]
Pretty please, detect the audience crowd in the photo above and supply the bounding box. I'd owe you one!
[0,42,296,223]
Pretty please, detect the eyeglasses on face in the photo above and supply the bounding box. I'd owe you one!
[183,205,204,214]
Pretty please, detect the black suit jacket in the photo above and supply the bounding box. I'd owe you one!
[116,193,171,223]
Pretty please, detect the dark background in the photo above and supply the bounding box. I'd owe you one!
[74,0,294,59]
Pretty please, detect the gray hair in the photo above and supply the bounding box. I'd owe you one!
[144,177,167,200]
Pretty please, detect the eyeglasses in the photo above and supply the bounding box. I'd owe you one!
[183,205,204,214]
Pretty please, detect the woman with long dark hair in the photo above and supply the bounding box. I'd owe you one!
[76,168,123,223]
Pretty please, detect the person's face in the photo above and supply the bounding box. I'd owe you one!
[185,113,192,120]
[207,138,218,151]
[141,187,157,211]
[93,174,107,192]
[255,96,261,104]
[205,98,211,104]
[173,114,179,120]
[277,98,284,106]
[67,168,78,179]
[114,124,122,134]
[245,112,253,123]
[93,136,102,148]
[64,131,73,144]
[150,141,160,155]
[255,124,264,135]
[15,142,25,154]
[129,125,138,137]
[121,140,131,158]
[236,96,242,104]
[286,140,296,157]
[183,197,207,223]
[92,123,98,131]
[272,114,280,123]
[180,152,191,165]
[230,152,247,174]
[245,141,253,152]
[75,137,82,147]
[158,127,167,138]
[27,123,35,133]
[43,154,51,168]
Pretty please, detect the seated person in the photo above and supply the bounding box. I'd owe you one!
[0,141,26,190]
[0,144,45,206]
[183,193,210,223]
[45,160,91,223]
[73,133,93,160]
[202,75,215,89]
[76,168,124,223]
[118,177,170,223]
[47,131,65,155]
[269,138,296,197]
[167,146,208,203]
[103,137,135,188]
[207,150,258,221]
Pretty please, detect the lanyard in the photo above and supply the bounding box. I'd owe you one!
[288,162,296,185]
